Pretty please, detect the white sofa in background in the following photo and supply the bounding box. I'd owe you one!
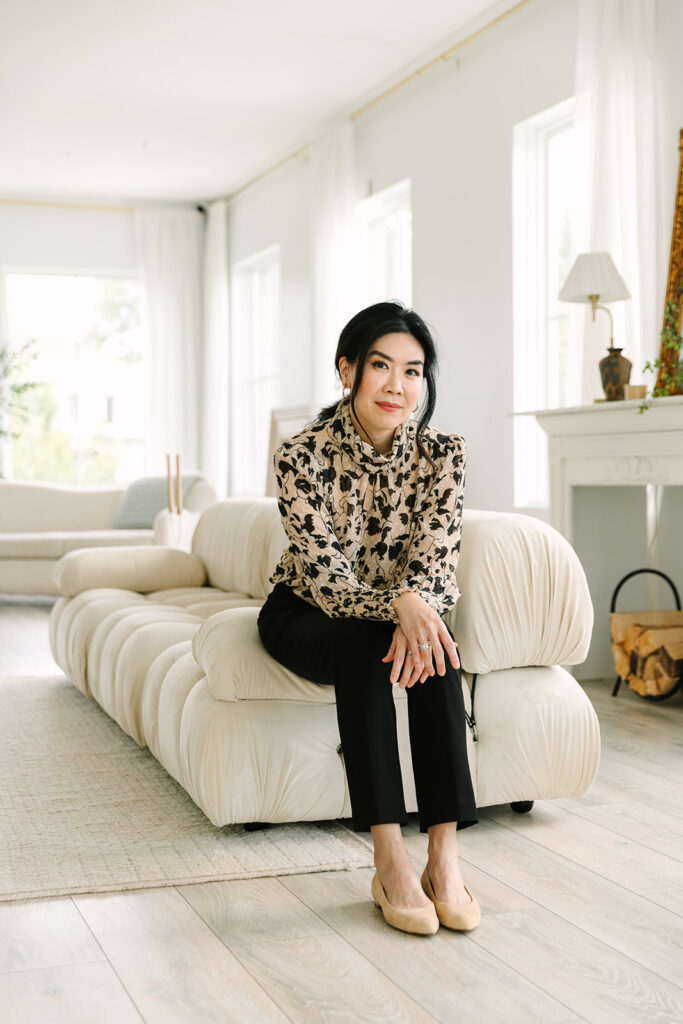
[0,477,217,595]
[49,498,600,828]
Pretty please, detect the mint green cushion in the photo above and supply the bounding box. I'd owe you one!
[114,474,203,530]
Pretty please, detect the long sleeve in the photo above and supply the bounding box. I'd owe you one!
[274,446,404,622]
[393,435,466,616]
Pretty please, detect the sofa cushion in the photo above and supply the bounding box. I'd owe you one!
[86,606,202,746]
[150,586,264,619]
[0,529,154,559]
[193,607,333,703]
[0,480,124,532]
[49,589,151,696]
[450,511,594,674]
[191,498,287,599]
[147,587,231,604]
[140,641,195,764]
[113,474,205,529]
[54,545,208,597]
[147,586,257,613]
[193,605,408,705]
[469,665,601,807]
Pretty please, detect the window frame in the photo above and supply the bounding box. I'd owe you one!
[355,178,412,306]
[229,243,281,496]
[0,265,144,485]
[512,97,576,510]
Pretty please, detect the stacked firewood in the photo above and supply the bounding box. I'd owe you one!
[610,609,683,697]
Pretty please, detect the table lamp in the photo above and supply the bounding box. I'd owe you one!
[559,251,631,400]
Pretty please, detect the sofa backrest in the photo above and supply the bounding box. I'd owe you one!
[0,481,125,532]
[192,497,287,599]
[184,479,218,512]
[191,497,594,673]
[451,509,593,673]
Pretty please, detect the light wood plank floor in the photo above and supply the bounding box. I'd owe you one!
[1,598,683,1024]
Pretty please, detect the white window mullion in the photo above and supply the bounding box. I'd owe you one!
[356,179,412,306]
[229,245,280,496]
[513,98,576,509]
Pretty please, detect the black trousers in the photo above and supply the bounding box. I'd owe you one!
[257,582,479,834]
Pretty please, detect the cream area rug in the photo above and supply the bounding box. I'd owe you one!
[0,676,374,902]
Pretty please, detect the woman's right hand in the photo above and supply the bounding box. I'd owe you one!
[381,625,426,688]
[384,591,459,688]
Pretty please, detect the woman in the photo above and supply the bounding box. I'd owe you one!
[257,301,480,936]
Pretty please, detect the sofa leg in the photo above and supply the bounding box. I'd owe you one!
[509,801,534,814]
[243,822,272,832]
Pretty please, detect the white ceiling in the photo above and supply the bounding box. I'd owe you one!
[1,0,517,203]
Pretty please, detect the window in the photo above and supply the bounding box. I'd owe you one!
[230,245,280,495]
[2,273,144,485]
[356,179,412,305]
[513,99,577,508]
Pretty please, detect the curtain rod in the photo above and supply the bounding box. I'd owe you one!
[351,0,535,121]
[0,197,134,213]
[0,197,205,215]
[223,0,535,202]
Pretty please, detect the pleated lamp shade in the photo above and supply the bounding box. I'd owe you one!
[559,252,630,304]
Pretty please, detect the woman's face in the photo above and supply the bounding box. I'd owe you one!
[339,332,426,452]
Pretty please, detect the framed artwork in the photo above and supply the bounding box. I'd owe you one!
[264,405,314,497]
[656,128,683,395]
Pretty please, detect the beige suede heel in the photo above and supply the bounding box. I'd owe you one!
[371,872,439,935]
[421,865,481,931]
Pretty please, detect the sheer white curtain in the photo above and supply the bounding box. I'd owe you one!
[201,200,230,498]
[309,117,364,409]
[134,208,204,474]
[572,0,657,403]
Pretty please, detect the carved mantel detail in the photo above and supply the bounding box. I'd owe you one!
[602,457,670,485]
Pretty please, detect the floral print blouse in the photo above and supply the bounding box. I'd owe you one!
[269,397,466,623]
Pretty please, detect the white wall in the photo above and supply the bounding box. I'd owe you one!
[227,156,313,408]
[227,0,683,681]
[227,0,581,513]
[0,203,137,274]
[354,0,578,513]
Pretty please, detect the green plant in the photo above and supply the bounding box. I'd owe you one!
[638,297,683,413]
[0,339,38,451]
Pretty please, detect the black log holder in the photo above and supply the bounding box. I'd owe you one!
[611,568,682,701]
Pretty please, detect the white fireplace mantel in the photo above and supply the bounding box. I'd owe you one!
[518,394,683,546]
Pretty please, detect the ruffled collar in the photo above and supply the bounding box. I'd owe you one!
[331,397,413,474]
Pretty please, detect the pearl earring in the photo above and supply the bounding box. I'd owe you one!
[343,384,350,398]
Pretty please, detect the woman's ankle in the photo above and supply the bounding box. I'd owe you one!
[427,821,459,858]
[373,840,411,871]
[371,823,406,862]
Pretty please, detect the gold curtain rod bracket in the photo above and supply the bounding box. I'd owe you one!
[224,144,309,202]
[351,0,535,122]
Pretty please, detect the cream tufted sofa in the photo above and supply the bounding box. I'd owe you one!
[49,498,601,828]
[0,478,216,595]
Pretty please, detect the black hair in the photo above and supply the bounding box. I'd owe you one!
[314,300,439,472]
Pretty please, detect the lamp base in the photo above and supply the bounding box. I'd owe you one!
[599,347,632,401]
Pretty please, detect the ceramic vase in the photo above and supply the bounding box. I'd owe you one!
[599,347,632,401]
